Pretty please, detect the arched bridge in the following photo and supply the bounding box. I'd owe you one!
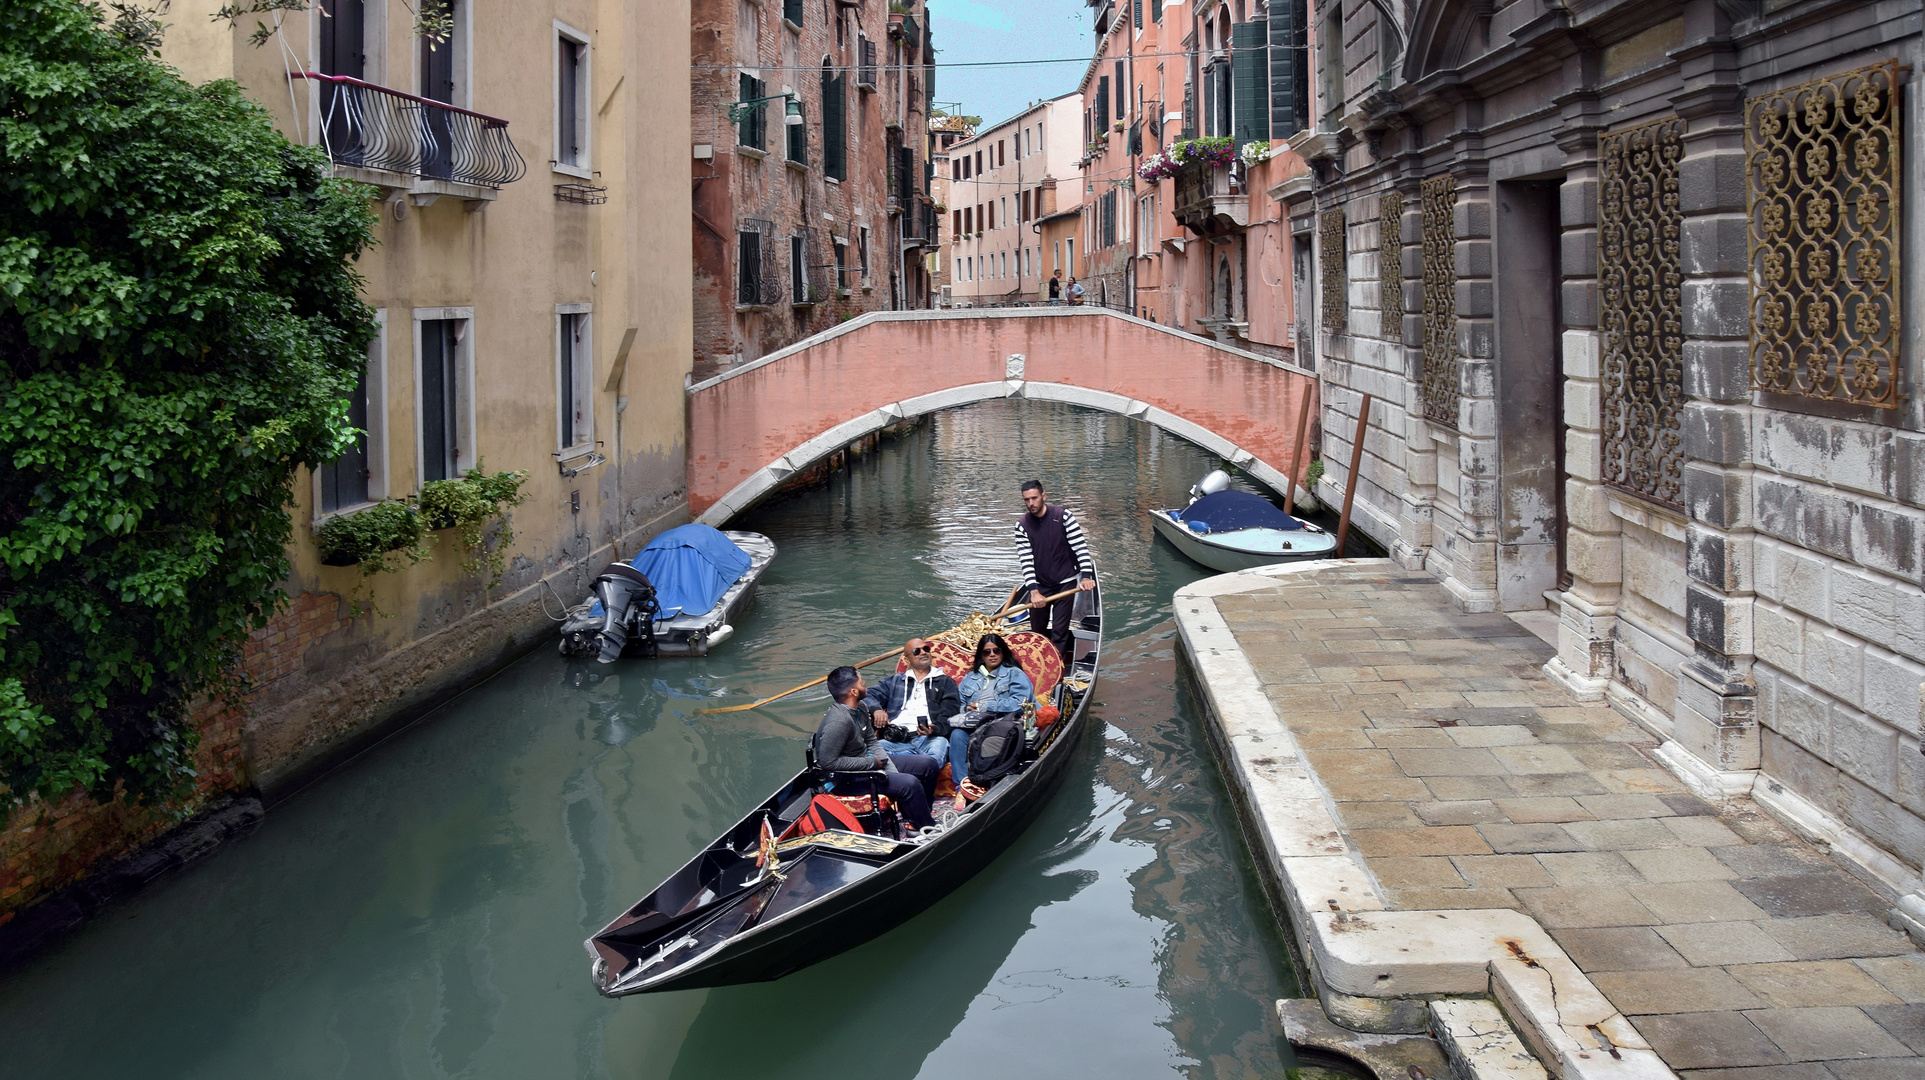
[687,308,1320,523]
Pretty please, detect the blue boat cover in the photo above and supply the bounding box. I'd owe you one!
[629,524,753,618]
[1174,490,1303,533]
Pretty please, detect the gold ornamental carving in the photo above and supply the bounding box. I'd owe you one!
[1321,207,1347,333]
[1420,174,1458,429]
[1600,115,1686,510]
[1745,61,1902,409]
[1380,191,1404,336]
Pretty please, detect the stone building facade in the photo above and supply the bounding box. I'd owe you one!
[944,93,1082,305]
[690,0,936,378]
[4,0,695,929]
[1300,0,1925,931]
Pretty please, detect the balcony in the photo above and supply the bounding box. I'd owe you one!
[1171,158,1248,237]
[857,39,878,91]
[294,72,527,200]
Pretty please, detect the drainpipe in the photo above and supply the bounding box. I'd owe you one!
[1125,17,1137,315]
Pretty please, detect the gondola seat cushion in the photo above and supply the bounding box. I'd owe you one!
[1004,631,1064,697]
[831,793,895,818]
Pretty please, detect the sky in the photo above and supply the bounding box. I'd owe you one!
[923,0,1096,129]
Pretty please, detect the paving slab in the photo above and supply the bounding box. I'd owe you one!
[1175,561,1925,1080]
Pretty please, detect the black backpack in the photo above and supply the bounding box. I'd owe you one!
[967,716,1024,787]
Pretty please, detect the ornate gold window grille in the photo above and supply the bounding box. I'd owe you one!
[1321,207,1347,333]
[1599,116,1686,510]
[1380,190,1404,336]
[1421,174,1458,428]
[1745,61,1902,410]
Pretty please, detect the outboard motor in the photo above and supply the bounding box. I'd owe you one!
[591,563,658,663]
[1189,469,1233,502]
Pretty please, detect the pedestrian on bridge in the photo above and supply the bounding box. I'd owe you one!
[1015,481,1096,662]
[1048,270,1062,303]
[1067,277,1085,305]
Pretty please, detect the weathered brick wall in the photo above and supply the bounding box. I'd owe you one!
[0,594,341,922]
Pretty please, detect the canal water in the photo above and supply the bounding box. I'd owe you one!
[1,400,1317,1079]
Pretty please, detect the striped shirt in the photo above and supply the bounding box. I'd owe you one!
[1014,505,1096,594]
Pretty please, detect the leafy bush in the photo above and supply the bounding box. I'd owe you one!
[313,501,428,573]
[419,465,528,587]
[0,0,378,807]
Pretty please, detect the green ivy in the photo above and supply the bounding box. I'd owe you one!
[313,501,428,575]
[0,0,378,808]
[418,465,529,588]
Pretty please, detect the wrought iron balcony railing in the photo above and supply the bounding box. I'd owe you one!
[293,72,527,189]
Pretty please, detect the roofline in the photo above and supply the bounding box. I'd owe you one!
[947,92,1080,150]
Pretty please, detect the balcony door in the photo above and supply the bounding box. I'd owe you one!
[419,4,458,180]
[317,0,364,165]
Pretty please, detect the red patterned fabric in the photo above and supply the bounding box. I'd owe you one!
[896,632,1061,696]
[1005,631,1064,697]
[895,639,975,681]
[832,793,894,816]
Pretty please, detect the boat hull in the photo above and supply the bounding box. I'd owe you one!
[1148,509,1336,572]
[587,582,1103,995]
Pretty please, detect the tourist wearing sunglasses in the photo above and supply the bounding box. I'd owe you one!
[952,633,1034,788]
[861,637,962,778]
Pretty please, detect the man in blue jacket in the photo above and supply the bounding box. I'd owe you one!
[863,637,960,770]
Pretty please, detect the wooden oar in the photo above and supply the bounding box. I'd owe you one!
[692,587,1081,715]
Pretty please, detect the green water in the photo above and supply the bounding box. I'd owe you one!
[1,400,1303,1078]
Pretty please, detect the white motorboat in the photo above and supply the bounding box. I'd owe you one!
[559,524,776,660]
[1148,471,1337,573]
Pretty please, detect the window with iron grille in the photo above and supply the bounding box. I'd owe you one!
[1320,206,1345,333]
[1420,175,1459,428]
[737,220,781,305]
[1745,60,1902,410]
[1600,116,1686,508]
[1379,191,1403,333]
[737,72,765,151]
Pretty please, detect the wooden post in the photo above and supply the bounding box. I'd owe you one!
[1335,393,1372,556]
[1282,380,1314,516]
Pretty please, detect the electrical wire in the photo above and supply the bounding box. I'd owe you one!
[690,45,1305,74]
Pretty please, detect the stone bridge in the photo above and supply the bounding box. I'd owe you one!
[687,308,1320,523]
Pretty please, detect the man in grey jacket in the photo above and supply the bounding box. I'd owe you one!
[813,666,939,829]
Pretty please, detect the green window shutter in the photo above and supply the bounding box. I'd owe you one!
[738,72,765,150]
[1095,76,1109,131]
[1269,0,1307,136]
[788,99,807,164]
[1232,20,1270,146]
[823,70,846,179]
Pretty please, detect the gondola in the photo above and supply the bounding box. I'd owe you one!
[583,575,1104,996]
[1148,470,1337,572]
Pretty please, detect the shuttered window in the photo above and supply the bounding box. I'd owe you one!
[1232,21,1270,146]
[737,72,765,150]
[1268,0,1308,137]
[822,67,847,179]
[1095,76,1110,131]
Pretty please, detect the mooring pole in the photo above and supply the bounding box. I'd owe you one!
[1282,381,1314,516]
[1335,392,1372,556]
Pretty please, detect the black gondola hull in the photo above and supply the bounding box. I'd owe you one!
[588,583,1103,996]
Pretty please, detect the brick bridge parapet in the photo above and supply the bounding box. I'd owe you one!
[687,308,1320,523]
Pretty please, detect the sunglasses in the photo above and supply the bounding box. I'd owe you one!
[910,645,931,655]
[982,647,1003,656]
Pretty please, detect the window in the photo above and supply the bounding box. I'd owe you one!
[318,310,385,514]
[1268,0,1309,137]
[953,208,962,235]
[988,202,995,230]
[316,0,367,160]
[821,62,847,180]
[783,0,802,27]
[974,149,982,174]
[415,310,473,484]
[555,23,590,173]
[858,226,870,282]
[556,308,592,453]
[1115,61,1125,119]
[1151,0,1161,22]
[737,72,766,150]
[791,234,807,301]
[1137,193,1154,255]
[1231,20,1269,146]
[1600,118,1685,507]
[1100,190,1117,249]
[737,228,762,303]
[1054,240,1061,273]
[834,239,848,290]
[417,1,464,179]
[1096,76,1110,131]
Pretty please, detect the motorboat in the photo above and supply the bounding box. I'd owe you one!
[1148,470,1337,572]
[583,571,1104,995]
[559,524,776,661]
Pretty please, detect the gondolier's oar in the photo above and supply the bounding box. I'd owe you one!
[693,587,1081,715]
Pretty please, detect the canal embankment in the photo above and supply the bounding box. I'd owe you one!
[1178,559,1925,1080]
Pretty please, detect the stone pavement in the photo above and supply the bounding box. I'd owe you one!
[1182,561,1925,1080]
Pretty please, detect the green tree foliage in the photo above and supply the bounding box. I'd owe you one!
[0,0,378,808]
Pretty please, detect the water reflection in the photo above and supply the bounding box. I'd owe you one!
[0,400,1300,1079]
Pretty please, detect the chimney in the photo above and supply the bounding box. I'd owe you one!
[1039,176,1058,217]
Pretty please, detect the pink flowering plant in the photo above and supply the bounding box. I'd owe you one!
[1141,136,1236,181]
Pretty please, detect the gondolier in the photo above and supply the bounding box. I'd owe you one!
[1015,481,1096,661]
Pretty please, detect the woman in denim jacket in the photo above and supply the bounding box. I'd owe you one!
[951,633,1034,788]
